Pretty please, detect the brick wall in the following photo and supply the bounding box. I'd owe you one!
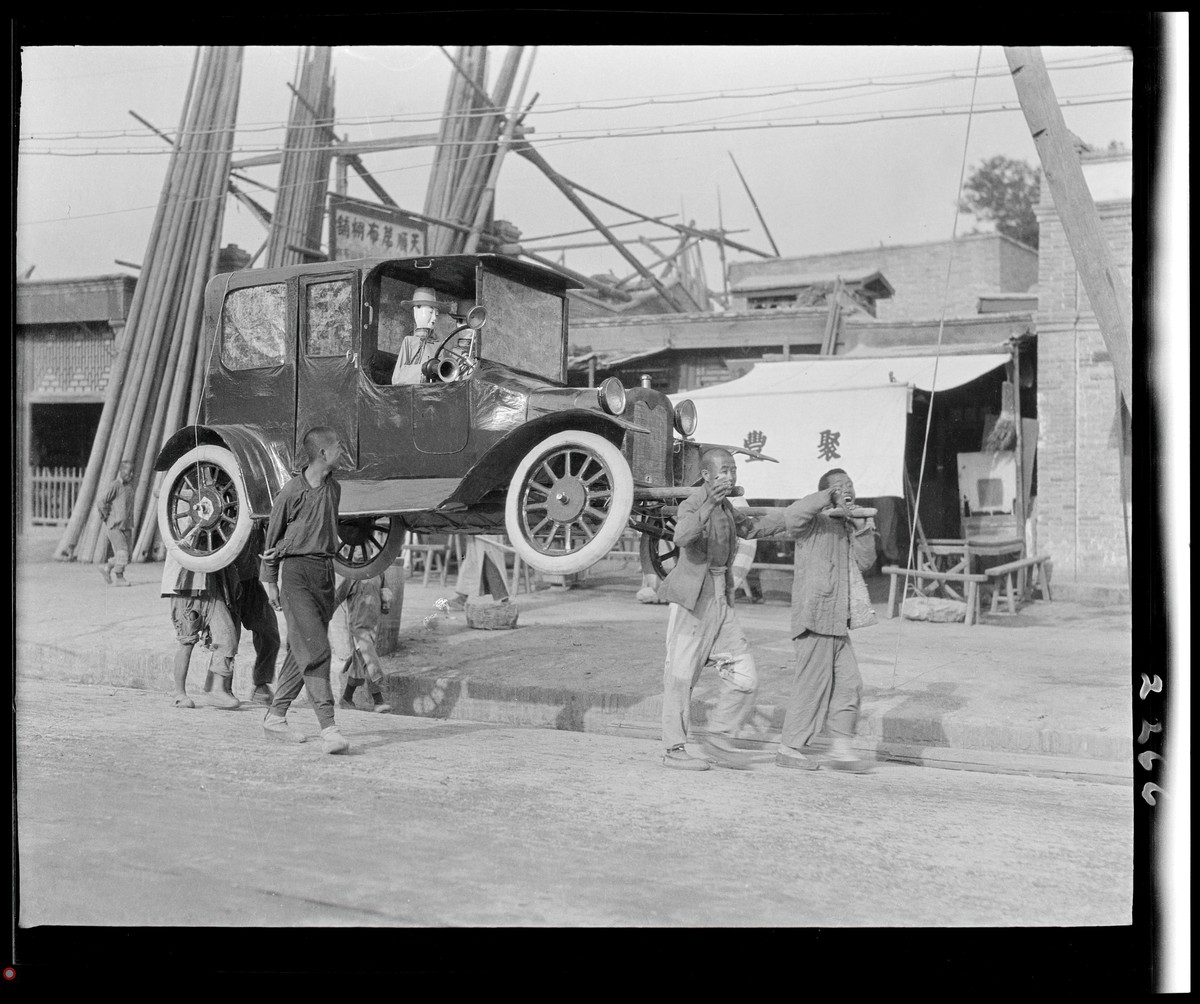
[19,322,118,398]
[1034,176,1133,583]
[728,234,1037,322]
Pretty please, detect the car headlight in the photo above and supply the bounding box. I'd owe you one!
[597,377,626,415]
[674,399,698,436]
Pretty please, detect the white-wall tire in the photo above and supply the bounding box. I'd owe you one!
[158,445,253,572]
[504,430,634,575]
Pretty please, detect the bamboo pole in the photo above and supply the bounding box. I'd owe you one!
[55,49,205,559]
[133,47,243,559]
[464,47,535,254]
[728,151,781,256]
[78,50,220,563]
[514,140,684,310]
[94,48,233,560]
[445,47,522,251]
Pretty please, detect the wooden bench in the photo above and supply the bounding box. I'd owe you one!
[984,553,1052,614]
[882,565,992,626]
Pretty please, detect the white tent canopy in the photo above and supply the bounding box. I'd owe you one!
[671,354,1011,500]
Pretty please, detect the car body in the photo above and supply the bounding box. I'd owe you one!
[154,253,741,579]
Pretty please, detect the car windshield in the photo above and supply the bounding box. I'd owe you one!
[478,269,565,382]
[368,260,568,384]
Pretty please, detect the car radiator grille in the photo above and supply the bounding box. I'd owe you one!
[624,398,671,487]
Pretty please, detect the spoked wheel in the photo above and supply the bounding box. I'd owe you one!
[646,517,679,581]
[505,430,634,575]
[334,515,405,580]
[634,506,678,581]
[158,445,252,572]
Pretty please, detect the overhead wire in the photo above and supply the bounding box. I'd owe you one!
[18,50,1131,142]
[17,93,1131,160]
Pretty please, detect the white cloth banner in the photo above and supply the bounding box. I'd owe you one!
[670,356,1011,500]
[677,383,911,500]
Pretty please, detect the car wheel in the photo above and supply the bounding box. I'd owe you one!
[158,445,252,572]
[505,430,634,575]
[334,515,405,580]
[641,515,679,581]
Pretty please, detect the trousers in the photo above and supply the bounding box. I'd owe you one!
[781,631,862,750]
[269,556,337,729]
[104,527,131,574]
[233,579,281,688]
[661,570,758,750]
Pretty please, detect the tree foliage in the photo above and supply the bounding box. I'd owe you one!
[958,155,1042,249]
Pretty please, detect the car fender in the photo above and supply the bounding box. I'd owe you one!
[449,410,644,507]
[154,425,293,519]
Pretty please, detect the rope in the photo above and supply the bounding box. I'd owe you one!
[889,46,984,691]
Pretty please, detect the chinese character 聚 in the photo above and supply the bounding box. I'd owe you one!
[817,429,841,462]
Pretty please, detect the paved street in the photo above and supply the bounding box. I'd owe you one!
[16,677,1131,928]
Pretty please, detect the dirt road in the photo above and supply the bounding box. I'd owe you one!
[16,677,1131,928]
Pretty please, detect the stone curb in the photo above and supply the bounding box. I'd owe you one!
[18,641,1131,783]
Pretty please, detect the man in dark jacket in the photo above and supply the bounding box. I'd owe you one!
[657,448,777,770]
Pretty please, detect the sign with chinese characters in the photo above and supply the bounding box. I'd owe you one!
[672,384,910,498]
[328,194,428,261]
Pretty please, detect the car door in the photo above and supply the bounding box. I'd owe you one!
[295,272,360,468]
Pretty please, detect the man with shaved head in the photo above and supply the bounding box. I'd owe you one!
[259,426,351,754]
[765,467,879,773]
[656,447,780,770]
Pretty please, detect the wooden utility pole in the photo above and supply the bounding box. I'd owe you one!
[1004,46,1134,413]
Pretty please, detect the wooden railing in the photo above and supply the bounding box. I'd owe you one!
[28,466,84,526]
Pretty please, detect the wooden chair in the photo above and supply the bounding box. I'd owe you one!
[402,532,456,587]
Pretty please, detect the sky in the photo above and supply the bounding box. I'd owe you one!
[16,42,1140,290]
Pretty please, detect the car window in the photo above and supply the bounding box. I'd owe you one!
[479,270,564,380]
[221,283,286,370]
[305,278,354,357]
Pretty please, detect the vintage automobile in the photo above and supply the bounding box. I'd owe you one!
[153,252,751,580]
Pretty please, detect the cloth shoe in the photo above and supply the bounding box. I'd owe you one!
[775,747,821,770]
[370,702,393,714]
[205,686,240,710]
[262,713,306,744]
[338,698,359,711]
[822,738,875,773]
[98,564,113,585]
[699,733,756,770]
[250,686,273,706]
[662,745,710,771]
[112,573,131,587]
[321,726,350,755]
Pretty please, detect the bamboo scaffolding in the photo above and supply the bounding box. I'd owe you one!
[133,48,242,561]
[54,51,205,560]
[443,47,523,252]
[57,45,245,564]
[91,48,231,563]
[267,46,334,268]
[464,47,535,254]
